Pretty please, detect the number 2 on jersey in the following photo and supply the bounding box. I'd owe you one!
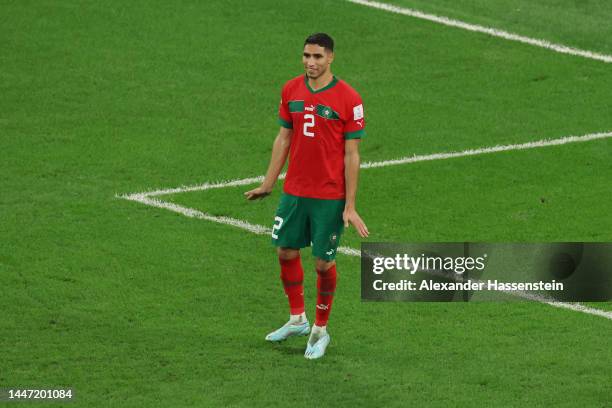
[303,114,315,137]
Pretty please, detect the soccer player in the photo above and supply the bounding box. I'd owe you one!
[244,33,369,359]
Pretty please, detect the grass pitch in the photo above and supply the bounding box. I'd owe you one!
[1,0,611,406]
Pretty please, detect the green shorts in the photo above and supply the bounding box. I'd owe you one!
[271,192,345,261]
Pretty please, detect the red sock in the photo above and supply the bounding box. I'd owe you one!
[279,255,305,315]
[315,265,337,326]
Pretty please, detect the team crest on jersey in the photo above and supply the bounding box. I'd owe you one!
[315,104,339,120]
[353,104,364,120]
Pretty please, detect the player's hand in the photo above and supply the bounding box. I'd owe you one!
[343,207,369,238]
[244,185,272,200]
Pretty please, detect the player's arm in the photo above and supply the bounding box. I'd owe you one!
[343,139,369,237]
[244,126,293,200]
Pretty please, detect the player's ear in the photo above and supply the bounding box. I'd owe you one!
[327,51,334,65]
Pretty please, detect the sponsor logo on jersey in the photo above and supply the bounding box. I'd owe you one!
[305,104,315,112]
[353,104,364,120]
[356,119,363,128]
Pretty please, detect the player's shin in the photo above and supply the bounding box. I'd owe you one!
[315,264,337,327]
[279,255,306,322]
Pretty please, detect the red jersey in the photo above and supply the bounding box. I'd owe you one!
[278,74,366,200]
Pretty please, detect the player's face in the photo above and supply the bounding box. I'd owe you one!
[303,44,334,79]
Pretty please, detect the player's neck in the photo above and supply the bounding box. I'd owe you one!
[307,72,334,92]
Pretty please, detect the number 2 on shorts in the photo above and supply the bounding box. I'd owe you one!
[271,216,284,239]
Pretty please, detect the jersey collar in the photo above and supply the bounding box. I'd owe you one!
[304,74,338,94]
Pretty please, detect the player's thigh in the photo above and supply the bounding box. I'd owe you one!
[308,198,345,261]
[271,193,310,249]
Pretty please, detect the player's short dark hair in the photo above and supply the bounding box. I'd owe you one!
[304,33,334,52]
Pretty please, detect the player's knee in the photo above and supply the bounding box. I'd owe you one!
[277,247,300,261]
[316,258,335,272]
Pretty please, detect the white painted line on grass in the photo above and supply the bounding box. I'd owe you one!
[361,131,612,169]
[120,192,361,256]
[346,0,612,64]
[122,193,271,235]
[540,298,612,320]
[123,130,612,198]
[127,175,266,198]
[338,247,362,257]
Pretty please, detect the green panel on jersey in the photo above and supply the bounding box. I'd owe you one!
[344,129,365,139]
[316,104,340,120]
[278,117,293,129]
[288,100,304,112]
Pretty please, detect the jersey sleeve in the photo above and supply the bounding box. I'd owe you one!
[343,92,366,140]
[277,83,293,129]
